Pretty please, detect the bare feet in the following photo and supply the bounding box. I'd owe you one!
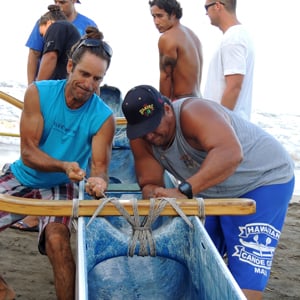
[10,216,39,232]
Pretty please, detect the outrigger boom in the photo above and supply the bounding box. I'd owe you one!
[0,194,255,217]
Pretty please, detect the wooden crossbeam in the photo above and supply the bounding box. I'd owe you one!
[0,91,128,138]
[0,194,255,216]
[0,90,24,109]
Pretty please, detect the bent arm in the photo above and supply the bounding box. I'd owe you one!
[88,115,115,191]
[20,84,84,180]
[130,138,165,198]
[158,35,177,99]
[151,101,243,199]
[36,51,58,80]
[221,73,244,110]
[27,49,41,85]
[180,101,243,195]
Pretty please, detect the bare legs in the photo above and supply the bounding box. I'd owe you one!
[0,275,15,300]
[45,223,75,300]
[243,289,263,300]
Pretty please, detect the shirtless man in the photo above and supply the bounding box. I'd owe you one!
[149,0,203,100]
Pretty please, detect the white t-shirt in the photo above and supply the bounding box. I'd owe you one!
[203,25,255,121]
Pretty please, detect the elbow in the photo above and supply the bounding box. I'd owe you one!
[231,147,243,170]
[20,147,33,168]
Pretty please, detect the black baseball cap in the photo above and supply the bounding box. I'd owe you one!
[122,85,165,139]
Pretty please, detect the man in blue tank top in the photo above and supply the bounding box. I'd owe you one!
[0,27,114,299]
[121,84,295,300]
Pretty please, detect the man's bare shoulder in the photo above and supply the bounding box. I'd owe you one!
[160,25,201,47]
[179,99,232,142]
[159,26,178,41]
[181,98,228,120]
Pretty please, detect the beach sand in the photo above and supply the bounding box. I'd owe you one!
[0,196,299,299]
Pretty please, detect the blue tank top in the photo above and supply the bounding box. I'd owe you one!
[152,99,294,198]
[11,80,112,188]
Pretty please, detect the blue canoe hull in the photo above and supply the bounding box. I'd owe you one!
[76,214,245,300]
[76,85,245,299]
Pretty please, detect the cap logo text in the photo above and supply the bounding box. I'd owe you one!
[139,104,154,116]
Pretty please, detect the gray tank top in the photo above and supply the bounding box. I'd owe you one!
[152,99,294,198]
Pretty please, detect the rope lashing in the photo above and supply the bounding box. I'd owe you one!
[72,197,79,219]
[86,197,195,257]
[72,197,79,231]
[87,196,156,256]
[86,196,115,227]
[196,197,205,224]
[72,180,85,231]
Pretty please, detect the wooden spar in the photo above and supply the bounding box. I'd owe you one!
[0,132,20,138]
[0,91,128,138]
[0,90,128,125]
[0,194,255,216]
[115,117,127,126]
[0,90,24,109]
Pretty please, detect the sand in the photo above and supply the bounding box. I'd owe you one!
[1,197,300,300]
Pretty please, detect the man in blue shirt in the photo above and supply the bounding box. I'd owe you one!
[26,0,97,84]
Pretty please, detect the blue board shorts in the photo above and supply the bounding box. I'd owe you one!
[204,176,295,291]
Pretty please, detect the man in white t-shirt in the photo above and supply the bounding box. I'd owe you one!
[203,0,255,121]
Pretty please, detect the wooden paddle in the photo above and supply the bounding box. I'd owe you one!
[0,194,255,216]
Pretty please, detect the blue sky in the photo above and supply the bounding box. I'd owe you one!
[0,0,299,114]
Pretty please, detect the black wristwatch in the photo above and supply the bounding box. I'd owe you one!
[178,181,193,199]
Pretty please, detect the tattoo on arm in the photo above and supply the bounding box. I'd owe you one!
[160,55,177,74]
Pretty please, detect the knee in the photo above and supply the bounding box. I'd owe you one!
[44,223,70,255]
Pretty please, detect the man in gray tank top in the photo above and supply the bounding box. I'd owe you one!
[122,84,294,300]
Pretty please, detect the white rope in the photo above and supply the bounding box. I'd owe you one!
[196,197,205,224]
[86,196,114,227]
[159,197,193,228]
[72,198,79,219]
[71,180,85,231]
[86,197,197,257]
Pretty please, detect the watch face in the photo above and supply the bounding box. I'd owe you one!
[179,182,193,199]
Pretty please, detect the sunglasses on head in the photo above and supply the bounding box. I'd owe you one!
[75,38,113,58]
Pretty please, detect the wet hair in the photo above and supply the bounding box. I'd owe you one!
[149,0,182,19]
[39,4,66,25]
[69,26,112,70]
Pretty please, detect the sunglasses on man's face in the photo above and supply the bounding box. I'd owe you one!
[204,1,225,12]
[75,39,113,58]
